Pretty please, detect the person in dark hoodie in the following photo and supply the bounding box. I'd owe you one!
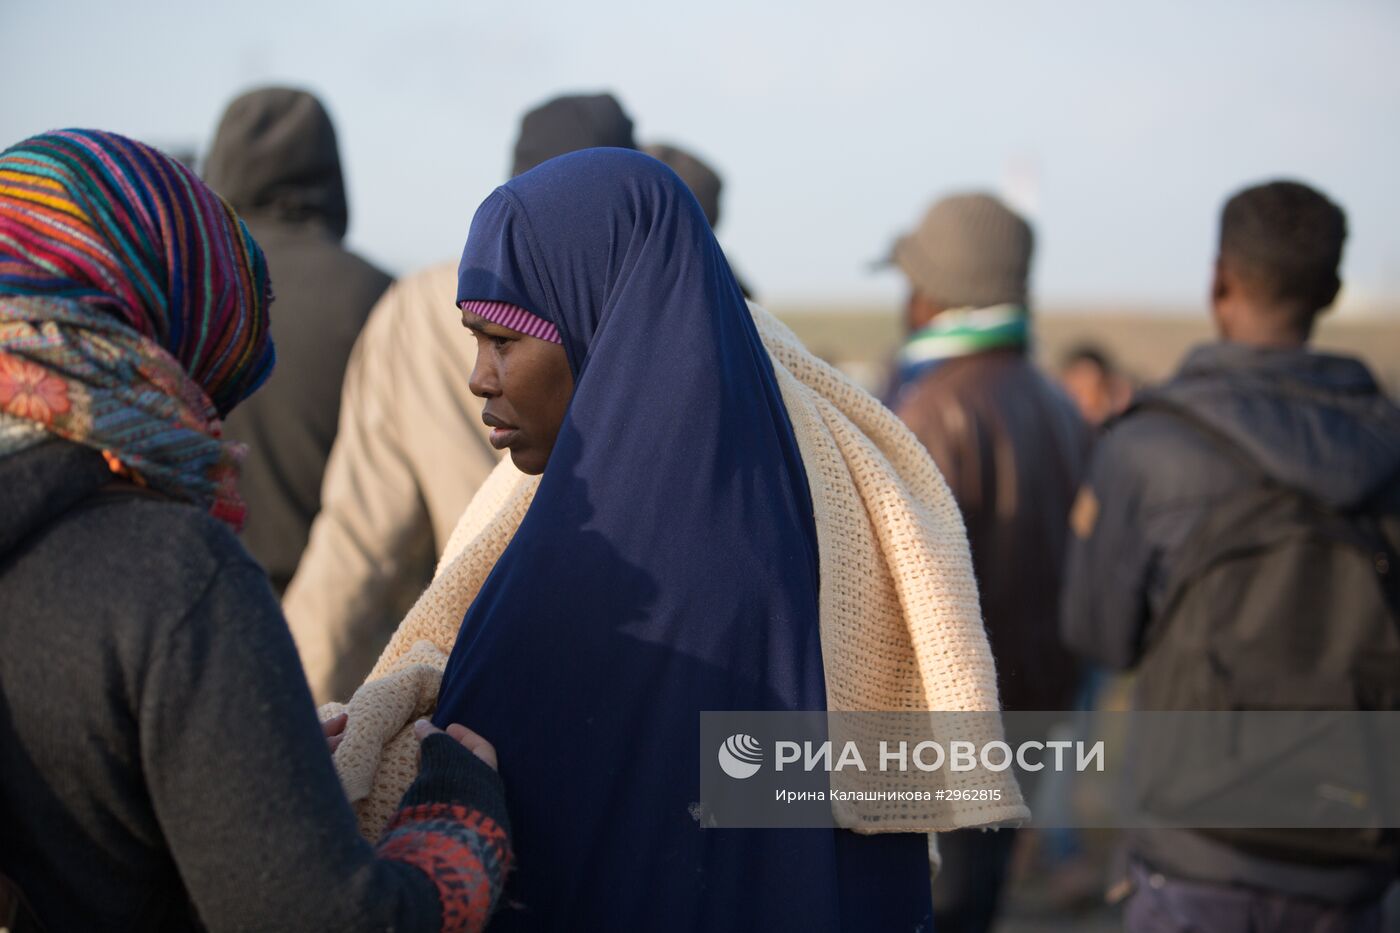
[204,86,392,595]
[511,92,634,178]
[282,92,637,704]
[0,129,509,933]
[1061,180,1400,931]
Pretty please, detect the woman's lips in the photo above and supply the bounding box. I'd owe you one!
[482,411,519,449]
[489,427,520,449]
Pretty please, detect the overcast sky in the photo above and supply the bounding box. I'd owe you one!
[4,0,1397,313]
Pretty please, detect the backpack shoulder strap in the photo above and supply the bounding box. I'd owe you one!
[1121,395,1274,486]
[1130,396,1400,631]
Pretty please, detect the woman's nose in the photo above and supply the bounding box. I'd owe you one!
[468,356,500,399]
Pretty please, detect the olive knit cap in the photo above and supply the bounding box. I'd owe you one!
[892,193,1034,309]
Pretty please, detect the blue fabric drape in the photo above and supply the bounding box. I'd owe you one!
[438,148,930,931]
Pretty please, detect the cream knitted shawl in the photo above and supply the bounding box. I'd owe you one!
[324,304,1028,840]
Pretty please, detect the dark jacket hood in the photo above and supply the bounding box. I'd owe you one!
[1151,341,1400,507]
[203,87,348,239]
[511,92,636,178]
[0,441,112,563]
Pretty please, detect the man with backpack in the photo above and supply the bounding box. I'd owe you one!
[1061,179,1400,930]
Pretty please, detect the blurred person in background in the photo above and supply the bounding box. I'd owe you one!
[510,91,634,178]
[0,130,509,933]
[645,143,722,227]
[885,193,1091,933]
[204,87,392,596]
[1058,342,1133,428]
[1034,344,1132,910]
[1061,180,1400,931]
[284,91,637,704]
[645,141,754,298]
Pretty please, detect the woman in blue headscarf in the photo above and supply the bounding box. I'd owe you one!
[435,148,933,930]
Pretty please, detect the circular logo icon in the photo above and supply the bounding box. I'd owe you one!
[718,733,763,779]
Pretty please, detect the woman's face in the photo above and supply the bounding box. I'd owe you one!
[462,308,574,475]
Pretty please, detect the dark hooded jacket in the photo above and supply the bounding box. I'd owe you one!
[1061,341,1400,901]
[1063,342,1400,669]
[204,87,391,594]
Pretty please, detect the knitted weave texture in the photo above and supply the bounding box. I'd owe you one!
[325,303,1028,839]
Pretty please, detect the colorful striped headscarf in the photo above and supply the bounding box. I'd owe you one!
[0,129,275,528]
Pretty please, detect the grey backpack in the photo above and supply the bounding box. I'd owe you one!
[1129,398,1400,863]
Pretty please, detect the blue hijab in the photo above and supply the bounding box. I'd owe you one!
[438,149,929,930]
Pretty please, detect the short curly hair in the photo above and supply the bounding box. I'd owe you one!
[1219,180,1347,329]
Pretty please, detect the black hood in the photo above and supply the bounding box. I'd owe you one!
[203,87,348,239]
[0,441,112,563]
[511,92,636,178]
[1152,341,1400,508]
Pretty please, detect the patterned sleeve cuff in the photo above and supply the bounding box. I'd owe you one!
[376,735,513,933]
[401,733,511,833]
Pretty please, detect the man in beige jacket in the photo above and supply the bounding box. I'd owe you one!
[285,92,639,703]
[282,263,499,703]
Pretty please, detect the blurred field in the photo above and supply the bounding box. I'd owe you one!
[773,304,1400,395]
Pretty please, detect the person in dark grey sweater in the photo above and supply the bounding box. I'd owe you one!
[0,129,511,933]
[0,441,511,932]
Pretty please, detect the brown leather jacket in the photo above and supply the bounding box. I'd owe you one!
[894,348,1091,711]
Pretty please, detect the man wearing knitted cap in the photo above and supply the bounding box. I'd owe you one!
[282,92,638,704]
[887,193,1090,933]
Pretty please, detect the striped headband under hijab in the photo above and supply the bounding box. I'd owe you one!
[459,298,561,344]
[0,129,276,529]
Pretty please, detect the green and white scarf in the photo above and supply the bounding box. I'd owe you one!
[898,304,1030,372]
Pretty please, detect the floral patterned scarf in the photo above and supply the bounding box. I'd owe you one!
[0,130,274,528]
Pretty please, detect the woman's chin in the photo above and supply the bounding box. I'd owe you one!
[508,448,547,476]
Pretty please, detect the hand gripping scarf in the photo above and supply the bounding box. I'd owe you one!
[0,130,274,528]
